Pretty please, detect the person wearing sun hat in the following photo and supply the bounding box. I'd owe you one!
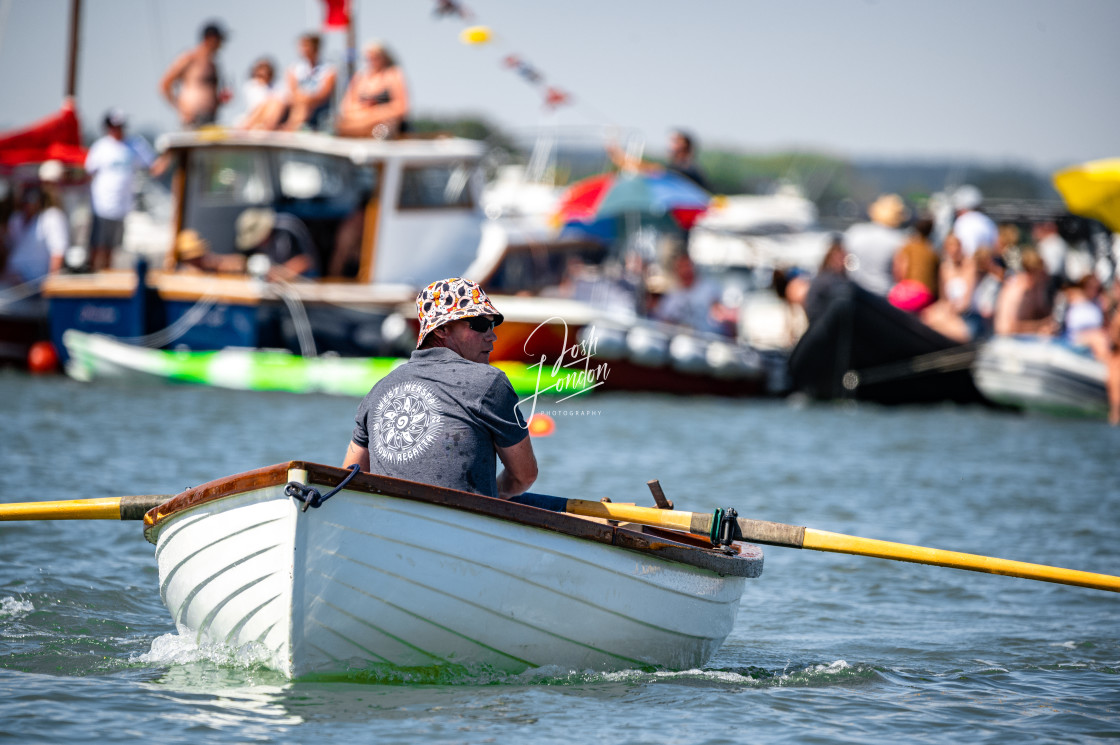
[343,277,537,499]
[843,193,910,297]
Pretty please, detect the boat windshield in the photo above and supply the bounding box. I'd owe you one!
[180,147,377,279]
[398,162,474,209]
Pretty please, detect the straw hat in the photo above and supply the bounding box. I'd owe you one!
[867,193,909,228]
[175,230,210,261]
[235,207,276,251]
[415,277,504,348]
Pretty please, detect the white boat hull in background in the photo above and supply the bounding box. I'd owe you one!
[973,335,1108,418]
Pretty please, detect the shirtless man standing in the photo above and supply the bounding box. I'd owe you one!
[160,21,229,128]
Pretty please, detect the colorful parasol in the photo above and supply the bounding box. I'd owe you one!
[554,169,711,235]
[1053,158,1120,233]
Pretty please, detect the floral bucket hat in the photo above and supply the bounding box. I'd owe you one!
[415,277,504,348]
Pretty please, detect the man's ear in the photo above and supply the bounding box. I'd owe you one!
[430,323,451,344]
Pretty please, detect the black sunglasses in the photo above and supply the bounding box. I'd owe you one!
[465,316,497,333]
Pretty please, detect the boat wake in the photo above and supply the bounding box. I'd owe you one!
[0,596,35,617]
[518,659,870,688]
[298,659,872,688]
[131,631,278,671]
[126,626,872,690]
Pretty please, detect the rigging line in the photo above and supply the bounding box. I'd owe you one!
[146,0,165,73]
[113,293,220,348]
[0,276,45,308]
[0,0,12,60]
[845,343,979,389]
[272,279,318,358]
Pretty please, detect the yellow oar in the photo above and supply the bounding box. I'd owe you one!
[540,497,1120,594]
[0,495,170,521]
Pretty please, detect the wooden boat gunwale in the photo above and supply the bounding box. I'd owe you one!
[143,461,762,578]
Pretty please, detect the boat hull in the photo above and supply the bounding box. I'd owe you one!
[973,335,1108,418]
[789,281,987,405]
[61,329,594,398]
[145,463,762,678]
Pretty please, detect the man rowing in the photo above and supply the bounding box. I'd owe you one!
[343,278,538,498]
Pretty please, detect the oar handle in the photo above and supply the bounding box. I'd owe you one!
[0,495,170,521]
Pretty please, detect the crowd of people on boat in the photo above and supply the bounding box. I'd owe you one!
[160,20,411,138]
[0,108,165,288]
[774,186,1120,424]
[0,18,413,289]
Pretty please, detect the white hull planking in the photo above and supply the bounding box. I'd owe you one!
[973,336,1108,418]
[152,476,748,678]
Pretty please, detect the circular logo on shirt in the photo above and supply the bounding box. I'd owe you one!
[372,382,443,464]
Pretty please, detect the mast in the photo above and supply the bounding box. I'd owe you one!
[65,0,82,100]
[345,0,356,81]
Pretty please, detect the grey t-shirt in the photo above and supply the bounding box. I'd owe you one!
[352,347,529,497]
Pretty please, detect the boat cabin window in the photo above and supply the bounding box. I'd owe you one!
[398,162,473,210]
[194,149,273,206]
[180,147,378,279]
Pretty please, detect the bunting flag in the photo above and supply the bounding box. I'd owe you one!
[321,0,350,30]
[434,0,472,20]
[433,1,572,111]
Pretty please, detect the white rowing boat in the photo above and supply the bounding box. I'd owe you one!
[141,461,763,678]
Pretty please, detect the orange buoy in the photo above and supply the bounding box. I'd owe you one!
[528,413,556,437]
[27,341,59,375]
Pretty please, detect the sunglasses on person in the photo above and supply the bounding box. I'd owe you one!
[464,316,497,333]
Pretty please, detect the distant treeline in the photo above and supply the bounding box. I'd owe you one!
[118,113,1059,220]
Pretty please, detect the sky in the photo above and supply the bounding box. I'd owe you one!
[1,0,1117,172]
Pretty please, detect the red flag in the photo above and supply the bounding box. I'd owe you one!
[544,87,571,109]
[322,0,349,30]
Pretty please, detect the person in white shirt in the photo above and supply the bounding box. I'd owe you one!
[951,184,998,258]
[83,109,157,271]
[3,184,68,284]
[238,57,287,130]
[843,193,909,296]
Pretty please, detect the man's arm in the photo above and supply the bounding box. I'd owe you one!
[495,436,538,500]
[342,440,370,471]
[160,52,191,106]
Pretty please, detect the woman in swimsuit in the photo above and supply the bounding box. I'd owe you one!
[920,233,979,342]
[336,42,410,138]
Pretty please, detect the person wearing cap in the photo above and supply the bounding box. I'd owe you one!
[160,21,230,128]
[83,109,158,271]
[234,207,318,280]
[343,277,538,499]
[951,185,998,258]
[842,193,909,297]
